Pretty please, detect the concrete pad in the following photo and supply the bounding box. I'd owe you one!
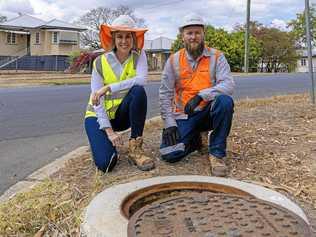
[81,175,310,237]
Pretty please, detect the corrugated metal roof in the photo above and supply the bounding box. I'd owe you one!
[144,36,174,51]
[0,14,46,28]
[0,14,86,31]
[43,19,86,31]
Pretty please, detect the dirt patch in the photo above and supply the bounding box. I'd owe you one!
[0,71,264,88]
[0,72,161,88]
[1,93,316,236]
[0,73,91,88]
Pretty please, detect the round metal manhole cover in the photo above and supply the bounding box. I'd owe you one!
[127,192,312,237]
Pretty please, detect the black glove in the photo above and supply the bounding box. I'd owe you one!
[162,126,180,146]
[184,95,203,115]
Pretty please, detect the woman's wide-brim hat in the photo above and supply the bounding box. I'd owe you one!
[99,15,148,51]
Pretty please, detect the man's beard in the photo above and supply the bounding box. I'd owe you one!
[185,41,204,59]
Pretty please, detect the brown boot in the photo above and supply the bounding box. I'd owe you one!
[128,137,155,171]
[209,155,228,177]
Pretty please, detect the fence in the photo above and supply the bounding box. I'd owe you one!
[0,55,70,71]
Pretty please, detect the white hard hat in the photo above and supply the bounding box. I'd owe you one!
[111,15,137,29]
[179,13,205,30]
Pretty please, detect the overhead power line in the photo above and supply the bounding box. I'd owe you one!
[140,0,185,12]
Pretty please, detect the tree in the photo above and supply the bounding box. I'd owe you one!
[171,33,183,53]
[288,5,316,47]
[234,21,298,72]
[0,15,7,23]
[171,25,262,72]
[256,27,298,72]
[227,31,262,72]
[233,21,264,38]
[74,5,145,49]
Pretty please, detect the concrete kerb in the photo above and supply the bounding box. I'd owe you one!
[0,146,90,203]
[0,116,162,204]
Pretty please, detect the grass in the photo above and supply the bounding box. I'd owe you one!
[1,93,316,236]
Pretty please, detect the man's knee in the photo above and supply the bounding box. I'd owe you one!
[160,142,186,163]
[213,95,234,112]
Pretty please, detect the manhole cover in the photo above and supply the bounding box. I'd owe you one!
[128,192,312,237]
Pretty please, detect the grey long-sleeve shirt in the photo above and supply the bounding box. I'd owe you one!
[159,48,235,128]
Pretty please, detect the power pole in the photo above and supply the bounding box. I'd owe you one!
[305,0,315,104]
[244,0,251,73]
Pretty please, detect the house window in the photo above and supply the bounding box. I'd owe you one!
[11,33,16,44]
[7,32,16,44]
[35,32,40,44]
[52,32,58,44]
[301,58,307,66]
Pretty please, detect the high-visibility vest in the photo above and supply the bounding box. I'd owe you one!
[85,51,138,120]
[170,47,221,113]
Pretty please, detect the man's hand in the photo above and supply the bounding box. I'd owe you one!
[92,86,111,106]
[162,126,180,146]
[184,95,203,115]
[105,128,123,147]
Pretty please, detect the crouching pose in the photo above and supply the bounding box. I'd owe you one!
[159,14,235,177]
[85,15,155,172]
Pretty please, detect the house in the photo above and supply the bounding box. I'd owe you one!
[0,14,86,71]
[144,36,174,71]
[296,49,316,72]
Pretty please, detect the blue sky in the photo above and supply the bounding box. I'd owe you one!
[0,0,311,39]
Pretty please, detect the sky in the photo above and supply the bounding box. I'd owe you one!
[0,0,313,40]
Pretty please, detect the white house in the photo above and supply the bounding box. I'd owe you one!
[0,14,86,71]
[296,49,316,72]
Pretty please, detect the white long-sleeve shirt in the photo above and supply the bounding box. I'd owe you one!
[91,49,148,129]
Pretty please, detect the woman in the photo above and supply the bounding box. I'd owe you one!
[84,15,154,172]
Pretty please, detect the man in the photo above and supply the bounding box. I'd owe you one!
[159,13,235,177]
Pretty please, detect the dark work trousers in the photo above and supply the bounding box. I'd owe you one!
[160,94,234,163]
[85,85,147,172]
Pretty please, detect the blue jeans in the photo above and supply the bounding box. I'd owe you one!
[85,85,147,172]
[161,94,234,163]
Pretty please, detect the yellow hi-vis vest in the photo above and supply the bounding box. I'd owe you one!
[85,51,138,120]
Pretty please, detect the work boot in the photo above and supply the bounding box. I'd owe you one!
[209,155,228,177]
[128,137,155,171]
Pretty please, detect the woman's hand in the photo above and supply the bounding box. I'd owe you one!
[92,86,111,106]
[105,128,123,147]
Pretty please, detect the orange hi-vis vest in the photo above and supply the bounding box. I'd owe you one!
[170,47,221,113]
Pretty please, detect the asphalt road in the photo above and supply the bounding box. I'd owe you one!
[0,73,314,195]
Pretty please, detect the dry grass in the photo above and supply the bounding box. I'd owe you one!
[0,181,79,236]
[0,71,269,88]
[0,72,90,88]
[0,72,161,88]
[1,93,316,236]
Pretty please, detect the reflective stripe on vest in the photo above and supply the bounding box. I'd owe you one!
[85,52,138,120]
[171,47,221,113]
